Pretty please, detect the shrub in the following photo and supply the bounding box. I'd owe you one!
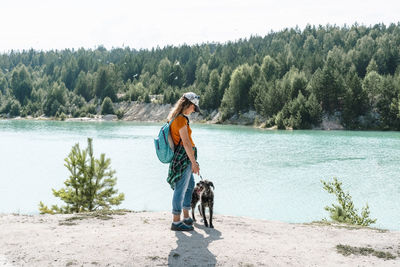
[59,112,67,121]
[86,104,97,114]
[115,109,124,119]
[144,93,151,103]
[275,111,285,129]
[9,100,21,117]
[321,178,377,226]
[101,97,115,115]
[39,138,124,214]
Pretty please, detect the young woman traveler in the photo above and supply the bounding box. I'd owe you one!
[166,92,201,231]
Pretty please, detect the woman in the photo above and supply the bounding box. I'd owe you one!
[167,92,201,231]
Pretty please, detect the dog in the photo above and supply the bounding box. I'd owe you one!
[191,179,215,228]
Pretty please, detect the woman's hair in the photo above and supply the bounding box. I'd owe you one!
[167,96,193,121]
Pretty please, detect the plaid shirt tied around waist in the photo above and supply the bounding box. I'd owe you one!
[167,145,197,190]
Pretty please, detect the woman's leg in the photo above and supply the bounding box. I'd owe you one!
[172,163,192,222]
[182,173,195,219]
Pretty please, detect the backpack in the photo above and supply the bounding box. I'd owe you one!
[154,116,188,163]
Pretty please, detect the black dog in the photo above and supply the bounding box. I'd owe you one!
[191,180,215,228]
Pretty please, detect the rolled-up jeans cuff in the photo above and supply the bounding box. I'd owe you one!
[172,210,181,215]
[183,206,191,211]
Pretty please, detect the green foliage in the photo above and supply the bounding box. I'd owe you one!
[308,54,345,113]
[269,91,322,129]
[321,178,377,226]
[9,99,21,117]
[201,69,220,110]
[366,59,379,74]
[362,71,382,109]
[0,73,8,94]
[0,23,399,129]
[254,79,284,117]
[285,91,310,129]
[306,93,323,125]
[144,93,151,103]
[220,64,253,119]
[101,97,115,115]
[74,71,92,101]
[115,109,124,119]
[11,65,33,104]
[163,88,180,104]
[43,82,67,116]
[219,66,232,100]
[95,66,116,102]
[39,138,124,214]
[261,55,279,81]
[85,104,97,115]
[336,244,397,260]
[342,69,368,128]
[59,112,67,121]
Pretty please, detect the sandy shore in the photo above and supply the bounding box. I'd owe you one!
[0,211,399,266]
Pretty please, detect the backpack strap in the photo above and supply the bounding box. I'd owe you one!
[181,114,190,126]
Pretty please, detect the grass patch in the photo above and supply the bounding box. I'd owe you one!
[307,220,388,232]
[146,256,160,261]
[146,256,167,261]
[66,260,78,266]
[58,209,132,225]
[336,244,397,260]
[59,221,78,226]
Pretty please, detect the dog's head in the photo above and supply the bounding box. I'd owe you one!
[197,179,214,193]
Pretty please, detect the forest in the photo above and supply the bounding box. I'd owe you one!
[0,23,400,130]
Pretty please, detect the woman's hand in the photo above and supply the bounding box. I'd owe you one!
[191,161,200,175]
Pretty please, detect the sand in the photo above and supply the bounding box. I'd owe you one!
[0,211,399,266]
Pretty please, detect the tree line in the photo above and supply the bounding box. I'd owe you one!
[1,23,400,129]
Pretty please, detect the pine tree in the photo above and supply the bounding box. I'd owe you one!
[43,82,68,116]
[74,71,92,101]
[202,69,220,110]
[39,138,124,214]
[95,67,116,101]
[261,55,279,81]
[101,97,115,115]
[220,64,253,118]
[11,66,33,104]
[321,178,377,226]
[343,69,368,127]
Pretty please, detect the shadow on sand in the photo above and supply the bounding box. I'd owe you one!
[168,223,223,266]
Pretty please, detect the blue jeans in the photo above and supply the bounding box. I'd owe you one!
[172,162,194,215]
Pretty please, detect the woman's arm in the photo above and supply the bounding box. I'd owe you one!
[179,125,200,175]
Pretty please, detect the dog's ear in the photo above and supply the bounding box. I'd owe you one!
[209,181,214,189]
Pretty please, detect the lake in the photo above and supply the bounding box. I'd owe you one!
[0,120,399,230]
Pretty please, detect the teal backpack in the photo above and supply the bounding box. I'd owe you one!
[154,116,187,163]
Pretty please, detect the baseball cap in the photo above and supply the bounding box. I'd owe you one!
[183,92,201,113]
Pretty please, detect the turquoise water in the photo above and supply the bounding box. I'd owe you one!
[0,120,399,230]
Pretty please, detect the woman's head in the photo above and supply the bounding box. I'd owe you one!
[167,92,200,121]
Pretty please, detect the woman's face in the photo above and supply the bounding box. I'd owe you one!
[184,104,195,115]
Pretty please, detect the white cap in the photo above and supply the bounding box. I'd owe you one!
[183,92,200,113]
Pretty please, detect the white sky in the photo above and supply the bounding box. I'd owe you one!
[0,0,399,52]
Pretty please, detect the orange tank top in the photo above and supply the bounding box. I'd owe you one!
[170,115,195,147]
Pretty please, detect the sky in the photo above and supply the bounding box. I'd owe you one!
[0,0,399,52]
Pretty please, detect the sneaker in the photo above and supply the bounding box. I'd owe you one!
[171,222,194,231]
[183,217,194,226]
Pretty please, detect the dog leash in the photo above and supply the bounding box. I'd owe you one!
[196,161,203,180]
